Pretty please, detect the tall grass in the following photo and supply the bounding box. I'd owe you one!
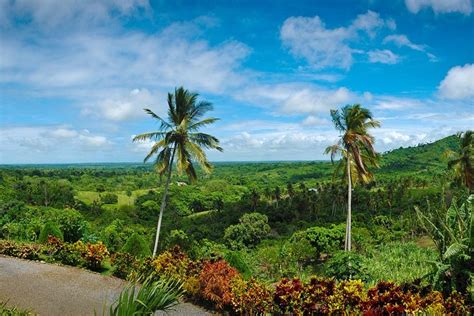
[364,241,437,285]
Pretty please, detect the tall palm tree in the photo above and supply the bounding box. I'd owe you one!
[133,87,223,257]
[445,131,473,193]
[325,104,380,251]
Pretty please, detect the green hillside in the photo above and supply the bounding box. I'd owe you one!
[379,134,458,175]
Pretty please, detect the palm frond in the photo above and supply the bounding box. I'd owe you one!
[143,109,172,131]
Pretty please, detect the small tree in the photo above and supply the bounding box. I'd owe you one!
[224,212,271,249]
[122,233,151,258]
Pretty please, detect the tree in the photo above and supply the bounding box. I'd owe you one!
[325,104,380,251]
[133,87,222,257]
[445,131,473,192]
[224,212,271,249]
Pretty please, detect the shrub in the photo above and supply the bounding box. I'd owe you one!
[224,212,271,249]
[100,192,118,204]
[55,209,87,242]
[150,246,191,281]
[122,233,150,258]
[290,224,344,258]
[324,251,369,281]
[47,236,85,266]
[273,278,305,314]
[82,241,109,271]
[38,222,63,243]
[111,252,139,279]
[328,279,365,314]
[199,259,239,309]
[231,277,273,315]
[0,239,43,260]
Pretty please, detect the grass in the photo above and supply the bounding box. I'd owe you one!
[75,189,155,206]
[0,302,34,316]
[364,241,438,285]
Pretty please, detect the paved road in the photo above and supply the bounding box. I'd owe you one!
[0,255,211,315]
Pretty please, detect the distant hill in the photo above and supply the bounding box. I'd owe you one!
[379,134,458,175]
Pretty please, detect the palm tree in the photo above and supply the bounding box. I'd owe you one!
[325,104,380,251]
[445,131,473,192]
[133,87,223,257]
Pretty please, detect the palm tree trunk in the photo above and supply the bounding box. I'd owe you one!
[345,154,352,252]
[152,147,176,257]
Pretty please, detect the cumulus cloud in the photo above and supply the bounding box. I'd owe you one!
[438,64,474,99]
[280,11,394,70]
[81,88,165,121]
[235,83,354,115]
[405,0,472,15]
[368,49,401,64]
[0,126,113,163]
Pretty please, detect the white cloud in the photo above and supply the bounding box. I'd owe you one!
[405,0,472,15]
[373,96,424,110]
[81,88,164,121]
[301,116,330,126]
[0,126,113,163]
[0,0,150,29]
[49,128,78,138]
[383,34,436,61]
[235,83,354,115]
[438,63,474,99]
[280,11,393,70]
[368,49,401,64]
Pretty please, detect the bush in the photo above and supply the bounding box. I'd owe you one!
[199,260,239,309]
[122,233,150,258]
[324,251,369,281]
[82,241,109,271]
[100,192,118,204]
[231,277,273,314]
[38,222,63,243]
[111,252,139,279]
[47,236,85,266]
[223,212,271,249]
[55,209,87,242]
[0,239,43,260]
[290,224,345,258]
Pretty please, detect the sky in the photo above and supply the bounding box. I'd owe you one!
[0,0,473,164]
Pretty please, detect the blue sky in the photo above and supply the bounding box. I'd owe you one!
[0,0,473,163]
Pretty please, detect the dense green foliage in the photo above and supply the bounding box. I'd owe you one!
[38,222,63,243]
[0,134,473,312]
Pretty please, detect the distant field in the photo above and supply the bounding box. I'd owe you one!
[75,188,157,206]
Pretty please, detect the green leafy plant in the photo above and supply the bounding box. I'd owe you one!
[416,195,473,294]
[38,221,63,243]
[122,233,150,258]
[105,277,183,316]
[224,212,271,250]
[324,251,369,281]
